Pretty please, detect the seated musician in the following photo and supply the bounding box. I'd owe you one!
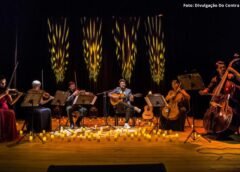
[0,75,22,141]
[25,80,53,132]
[163,80,190,131]
[66,81,87,129]
[108,79,141,129]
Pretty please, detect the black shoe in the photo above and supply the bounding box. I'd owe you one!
[70,123,74,129]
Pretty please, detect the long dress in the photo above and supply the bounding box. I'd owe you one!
[0,95,18,142]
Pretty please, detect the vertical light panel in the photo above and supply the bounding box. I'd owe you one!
[145,16,165,85]
[81,17,102,83]
[48,18,70,83]
[112,17,140,83]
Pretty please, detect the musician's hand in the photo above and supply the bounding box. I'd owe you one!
[227,73,234,80]
[5,89,9,95]
[129,95,134,102]
[227,67,234,73]
[50,96,54,100]
[73,90,80,96]
[85,92,90,95]
[199,89,208,95]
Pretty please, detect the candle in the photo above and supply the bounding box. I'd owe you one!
[43,130,46,134]
[131,134,134,139]
[50,134,55,140]
[43,136,47,142]
[29,136,33,142]
[20,130,23,136]
[114,135,118,141]
[39,133,43,137]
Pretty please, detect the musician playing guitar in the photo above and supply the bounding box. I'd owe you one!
[108,79,141,129]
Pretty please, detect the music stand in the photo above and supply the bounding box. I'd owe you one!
[145,93,166,133]
[96,90,116,130]
[51,90,69,131]
[16,90,44,144]
[73,93,97,127]
[177,73,211,143]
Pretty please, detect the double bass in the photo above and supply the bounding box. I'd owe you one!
[203,58,240,134]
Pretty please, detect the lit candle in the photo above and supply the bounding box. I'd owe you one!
[43,130,46,134]
[61,134,64,140]
[39,133,43,137]
[114,135,118,141]
[20,130,23,136]
[148,135,152,142]
[50,134,55,140]
[29,136,33,142]
[43,136,47,142]
[137,134,141,141]
[131,134,134,139]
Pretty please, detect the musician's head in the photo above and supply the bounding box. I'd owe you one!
[119,79,126,89]
[0,75,6,89]
[171,80,180,91]
[215,61,226,76]
[68,81,76,91]
[32,80,41,90]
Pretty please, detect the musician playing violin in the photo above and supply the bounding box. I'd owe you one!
[0,76,22,110]
[0,75,21,141]
[66,81,87,129]
[25,80,53,132]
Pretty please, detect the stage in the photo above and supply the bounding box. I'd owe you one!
[0,117,240,172]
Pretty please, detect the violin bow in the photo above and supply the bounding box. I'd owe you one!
[74,70,78,88]
[41,69,44,90]
[7,61,19,89]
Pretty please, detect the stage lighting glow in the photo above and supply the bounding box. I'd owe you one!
[145,16,165,85]
[81,17,103,83]
[48,18,70,83]
[112,17,140,83]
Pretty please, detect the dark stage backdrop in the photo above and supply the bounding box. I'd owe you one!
[1,1,240,118]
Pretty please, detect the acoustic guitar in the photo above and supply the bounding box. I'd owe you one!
[142,105,154,120]
[110,93,142,106]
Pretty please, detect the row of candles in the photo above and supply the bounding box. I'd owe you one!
[19,127,183,143]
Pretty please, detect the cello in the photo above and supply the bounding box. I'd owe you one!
[162,84,184,120]
[203,58,240,134]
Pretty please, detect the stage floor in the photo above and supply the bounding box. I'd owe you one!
[0,117,240,172]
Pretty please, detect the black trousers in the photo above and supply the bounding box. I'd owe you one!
[66,105,87,125]
[115,102,134,123]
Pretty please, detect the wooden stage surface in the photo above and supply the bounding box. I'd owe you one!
[0,117,240,172]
